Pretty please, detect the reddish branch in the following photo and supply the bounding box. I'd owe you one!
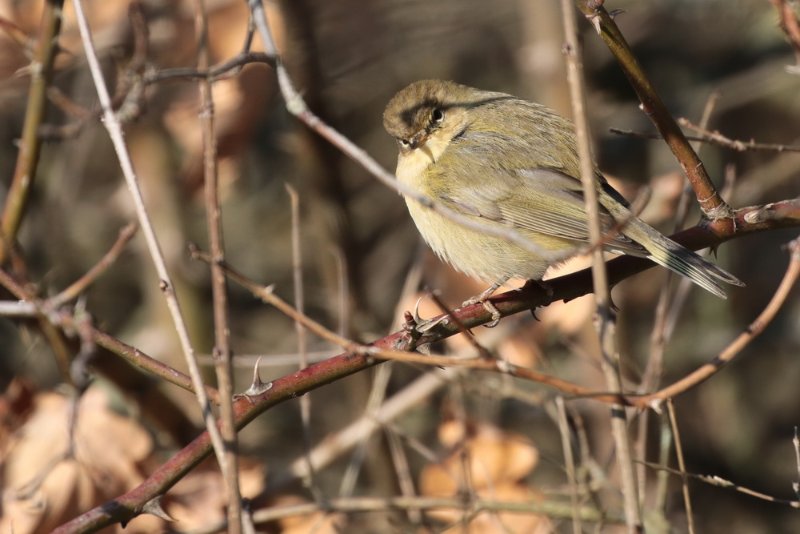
[574,1,732,223]
[53,203,800,533]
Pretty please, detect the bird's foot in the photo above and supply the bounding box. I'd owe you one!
[462,283,502,328]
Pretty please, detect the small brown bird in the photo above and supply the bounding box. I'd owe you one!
[383,80,742,317]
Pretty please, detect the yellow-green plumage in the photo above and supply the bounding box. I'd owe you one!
[383,79,743,298]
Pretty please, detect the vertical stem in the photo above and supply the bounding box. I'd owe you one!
[667,400,696,534]
[560,1,642,531]
[1,0,65,263]
[286,184,319,495]
[72,0,228,498]
[556,397,582,534]
[194,0,242,531]
[637,92,719,505]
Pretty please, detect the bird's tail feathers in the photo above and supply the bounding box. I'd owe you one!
[625,219,744,299]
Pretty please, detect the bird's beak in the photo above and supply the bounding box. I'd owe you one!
[409,131,428,150]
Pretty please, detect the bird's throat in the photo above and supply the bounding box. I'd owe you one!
[395,136,451,188]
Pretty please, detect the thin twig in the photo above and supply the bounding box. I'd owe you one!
[198,350,338,367]
[285,184,319,498]
[653,415,673,515]
[193,0,241,528]
[237,495,618,530]
[0,267,221,401]
[556,397,582,534]
[0,0,65,264]
[637,236,800,408]
[277,369,458,488]
[86,323,220,402]
[562,1,642,531]
[636,90,719,502]
[679,118,800,153]
[385,425,423,525]
[332,245,351,337]
[610,127,800,153]
[145,52,276,84]
[71,0,228,470]
[48,223,138,309]
[190,246,358,350]
[338,362,393,498]
[640,461,800,508]
[666,400,696,534]
[189,247,624,402]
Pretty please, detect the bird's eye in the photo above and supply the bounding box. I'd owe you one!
[398,139,410,148]
[431,108,444,124]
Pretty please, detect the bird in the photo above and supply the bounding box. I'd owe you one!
[382,79,743,323]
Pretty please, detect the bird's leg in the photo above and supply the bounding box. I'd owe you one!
[463,281,504,328]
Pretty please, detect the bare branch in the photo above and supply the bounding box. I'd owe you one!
[71,0,228,472]
[562,1,642,530]
[575,1,732,222]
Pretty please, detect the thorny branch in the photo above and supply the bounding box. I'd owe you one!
[574,1,733,223]
[1,1,792,532]
[52,225,800,532]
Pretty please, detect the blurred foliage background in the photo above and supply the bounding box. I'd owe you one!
[1,0,799,532]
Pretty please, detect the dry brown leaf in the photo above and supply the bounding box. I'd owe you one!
[536,296,594,337]
[0,387,157,533]
[437,418,467,449]
[269,494,345,534]
[165,456,266,532]
[496,326,543,368]
[420,425,539,497]
[0,378,35,447]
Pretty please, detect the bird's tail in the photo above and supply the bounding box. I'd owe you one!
[622,217,744,299]
[625,220,744,299]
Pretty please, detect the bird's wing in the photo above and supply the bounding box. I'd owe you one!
[436,166,646,256]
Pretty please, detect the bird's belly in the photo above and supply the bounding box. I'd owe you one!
[405,198,563,283]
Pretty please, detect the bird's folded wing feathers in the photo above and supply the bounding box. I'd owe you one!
[437,167,646,256]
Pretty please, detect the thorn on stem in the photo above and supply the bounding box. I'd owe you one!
[142,497,173,521]
[242,356,273,398]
